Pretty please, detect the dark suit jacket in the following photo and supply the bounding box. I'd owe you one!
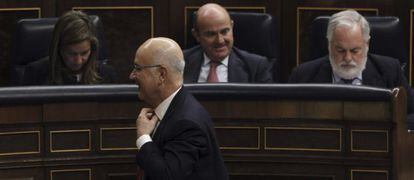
[22,56,117,85]
[289,53,414,115]
[136,87,228,180]
[183,45,273,83]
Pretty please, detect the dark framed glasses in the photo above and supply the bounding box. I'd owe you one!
[133,64,161,72]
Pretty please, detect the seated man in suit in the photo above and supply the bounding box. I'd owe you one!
[184,3,273,83]
[130,37,228,180]
[289,9,414,121]
[23,10,117,85]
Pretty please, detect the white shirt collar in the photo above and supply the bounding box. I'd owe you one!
[202,53,229,67]
[332,72,363,85]
[75,74,82,82]
[154,86,181,121]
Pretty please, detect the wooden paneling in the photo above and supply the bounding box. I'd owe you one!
[226,162,341,180]
[98,102,140,120]
[344,102,390,121]
[350,169,388,180]
[201,100,298,119]
[265,127,342,152]
[95,164,136,180]
[44,102,99,122]
[230,175,334,180]
[0,131,40,156]
[49,129,91,153]
[0,105,42,124]
[1,0,414,85]
[410,9,414,85]
[0,8,40,86]
[351,130,389,153]
[74,7,154,84]
[0,85,411,179]
[50,168,91,180]
[215,127,260,150]
[100,127,137,151]
[301,101,342,119]
[0,168,43,180]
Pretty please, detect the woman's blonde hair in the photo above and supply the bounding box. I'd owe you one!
[49,10,101,84]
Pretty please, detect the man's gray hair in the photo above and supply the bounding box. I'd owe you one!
[153,49,185,75]
[170,57,185,75]
[326,9,370,42]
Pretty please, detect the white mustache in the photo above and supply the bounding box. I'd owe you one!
[213,44,226,48]
[339,60,357,67]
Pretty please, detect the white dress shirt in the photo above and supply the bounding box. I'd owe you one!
[136,87,182,149]
[332,72,363,85]
[75,74,82,82]
[197,53,229,82]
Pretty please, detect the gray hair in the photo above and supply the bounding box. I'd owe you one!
[171,58,185,75]
[152,47,185,75]
[159,55,185,75]
[326,9,370,42]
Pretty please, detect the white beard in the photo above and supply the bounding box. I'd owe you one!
[329,50,367,80]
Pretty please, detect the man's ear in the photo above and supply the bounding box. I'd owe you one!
[158,66,167,83]
[192,28,200,42]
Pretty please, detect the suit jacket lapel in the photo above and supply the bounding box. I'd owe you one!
[362,57,386,87]
[152,88,184,143]
[314,57,333,83]
[228,51,248,82]
[184,50,203,83]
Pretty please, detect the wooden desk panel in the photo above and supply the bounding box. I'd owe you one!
[0,84,411,180]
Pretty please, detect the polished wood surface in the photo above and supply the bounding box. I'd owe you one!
[0,84,412,180]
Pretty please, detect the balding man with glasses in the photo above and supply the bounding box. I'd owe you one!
[129,37,228,180]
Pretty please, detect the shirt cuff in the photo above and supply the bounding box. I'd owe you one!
[136,134,152,149]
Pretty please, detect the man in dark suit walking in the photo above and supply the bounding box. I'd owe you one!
[289,9,414,118]
[184,3,273,83]
[130,37,228,180]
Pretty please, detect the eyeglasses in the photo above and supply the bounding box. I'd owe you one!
[132,64,161,72]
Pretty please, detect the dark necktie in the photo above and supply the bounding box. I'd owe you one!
[207,61,219,83]
[341,78,356,84]
[151,119,160,138]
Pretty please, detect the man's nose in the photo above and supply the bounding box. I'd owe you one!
[215,34,225,44]
[344,51,352,62]
[129,71,136,80]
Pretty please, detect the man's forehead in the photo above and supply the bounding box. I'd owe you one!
[197,6,231,24]
[197,18,232,32]
[134,51,146,64]
[200,8,225,18]
[201,25,231,32]
[334,24,362,35]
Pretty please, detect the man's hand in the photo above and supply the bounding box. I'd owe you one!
[136,108,159,137]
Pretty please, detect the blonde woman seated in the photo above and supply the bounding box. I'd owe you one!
[23,10,117,85]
